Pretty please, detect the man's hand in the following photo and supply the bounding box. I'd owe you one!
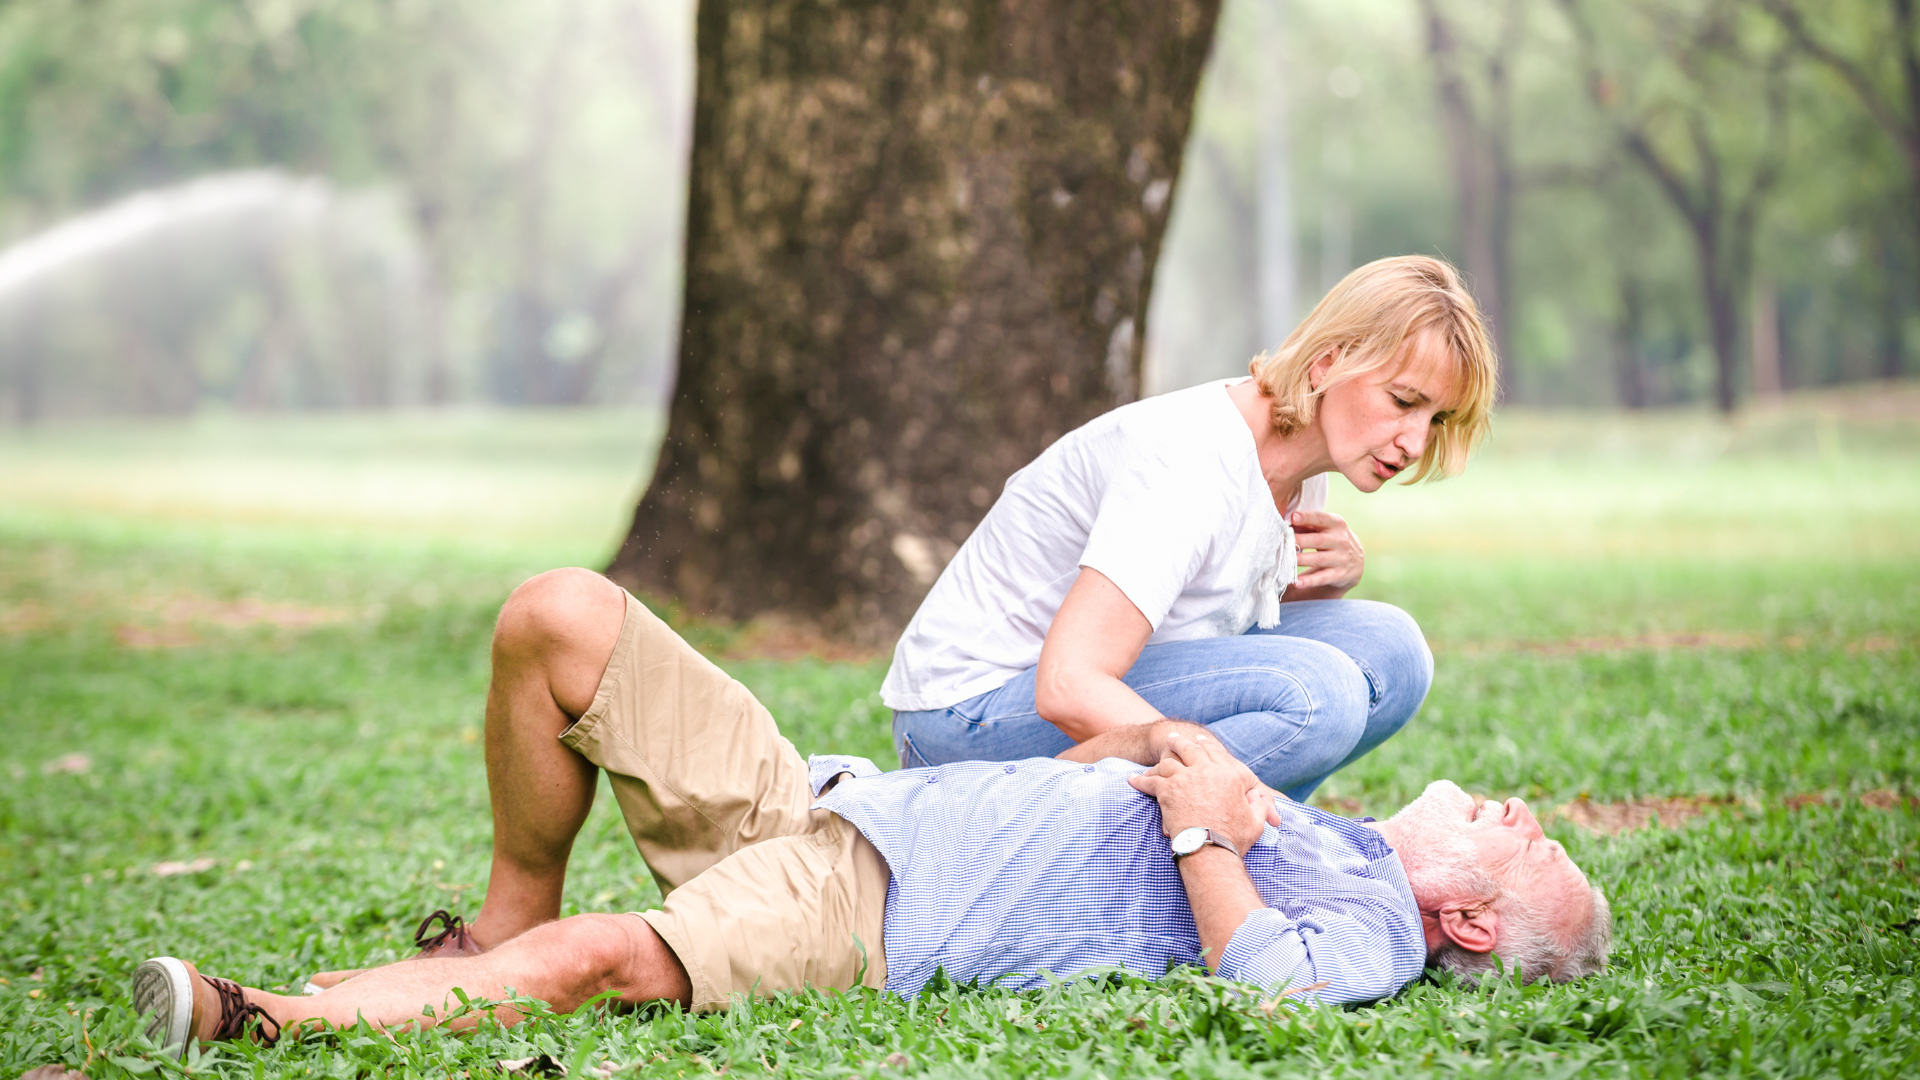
[1127,730,1276,853]
[1285,510,1364,599]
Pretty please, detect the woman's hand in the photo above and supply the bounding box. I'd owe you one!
[1285,510,1364,600]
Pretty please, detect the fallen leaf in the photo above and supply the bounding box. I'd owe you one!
[114,624,199,650]
[0,600,48,635]
[151,858,217,877]
[41,754,91,776]
[19,1066,89,1080]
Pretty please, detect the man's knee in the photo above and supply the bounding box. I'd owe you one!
[495,568,625,662]
[552,913,690,1006]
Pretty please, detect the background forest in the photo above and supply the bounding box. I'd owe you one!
[0,0,1913,419]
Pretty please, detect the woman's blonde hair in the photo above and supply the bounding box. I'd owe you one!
[1251,255,1497,482]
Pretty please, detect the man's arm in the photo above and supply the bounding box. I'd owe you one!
[1126,731,1277,970]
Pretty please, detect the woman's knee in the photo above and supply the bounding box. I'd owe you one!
[1338,600,1434,706]
[1206,642,1370,780]
[1222,637,1372,721]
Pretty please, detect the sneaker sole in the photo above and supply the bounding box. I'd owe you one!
[131,957,193,1057]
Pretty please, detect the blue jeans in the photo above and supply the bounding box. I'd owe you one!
[891,599,1432,801]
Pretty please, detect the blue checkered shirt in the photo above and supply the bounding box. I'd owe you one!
[808,754,1426,1006]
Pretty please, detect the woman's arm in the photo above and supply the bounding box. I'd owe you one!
[1033,568,1162,743]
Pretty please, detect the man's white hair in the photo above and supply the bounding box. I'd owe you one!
[1431,879,1614,985]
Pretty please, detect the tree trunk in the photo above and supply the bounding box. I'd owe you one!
[1695,225,1740,415]
[608,0,1221,642]
[1416,0,1517,403]
[1254,0,1297,349]
[1612,272,1646,409]
[1751,277,1781,397]
[1896,202,1919,380]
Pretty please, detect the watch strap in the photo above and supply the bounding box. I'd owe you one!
[1171,827,1240,860]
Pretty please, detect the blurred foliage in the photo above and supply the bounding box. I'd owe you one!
[0,0,1915,416]
[0,0,691,416]
[1152,0,1920,409]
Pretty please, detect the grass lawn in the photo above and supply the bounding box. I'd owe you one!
[2,391,1917,1078]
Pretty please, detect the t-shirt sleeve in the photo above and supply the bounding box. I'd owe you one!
[1213,903,1422,1006]
[1076,431,1238,631]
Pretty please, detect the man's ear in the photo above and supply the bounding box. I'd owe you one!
[1435,899,1499,954]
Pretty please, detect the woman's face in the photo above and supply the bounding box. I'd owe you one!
[1311,331,1460,494]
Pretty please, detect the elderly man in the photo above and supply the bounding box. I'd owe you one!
[134,571,1610,1050]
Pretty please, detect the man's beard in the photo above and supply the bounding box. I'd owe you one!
[1383,779,1504,900]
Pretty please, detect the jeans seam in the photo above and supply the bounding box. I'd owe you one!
[1351,656,1384,709]
[899,731,931,769]
[1228,672,1318,774]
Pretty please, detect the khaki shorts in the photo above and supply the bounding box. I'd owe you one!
[558,589,889,1011]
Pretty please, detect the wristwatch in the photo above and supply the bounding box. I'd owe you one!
[1169,826,1241,861]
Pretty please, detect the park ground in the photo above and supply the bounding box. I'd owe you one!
[1,388,1917,1078]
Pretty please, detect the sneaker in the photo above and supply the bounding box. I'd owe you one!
[304,908,485,991]
[132,957,280,1057]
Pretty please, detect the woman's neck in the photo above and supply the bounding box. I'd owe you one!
[1227,379,1333,509]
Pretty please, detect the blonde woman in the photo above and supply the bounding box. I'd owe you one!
[883,255,1497,799]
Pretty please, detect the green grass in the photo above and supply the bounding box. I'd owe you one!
[2,392,1917,1078]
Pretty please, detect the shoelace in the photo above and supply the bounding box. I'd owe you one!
[206,974,280,1046]
[413,909,475,954]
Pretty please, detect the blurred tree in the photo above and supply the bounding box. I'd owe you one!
[1413,0,1526,402]
[1559,0,1793,413]
[607,0,1221,640]
[1761,0,1919,379]
[0,0,688,415]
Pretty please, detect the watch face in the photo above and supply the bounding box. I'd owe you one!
[1170,826,1209,855]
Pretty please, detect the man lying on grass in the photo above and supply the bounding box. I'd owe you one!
[133,570,1611,1051]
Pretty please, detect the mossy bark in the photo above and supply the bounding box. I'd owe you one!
[608,0,1220,642]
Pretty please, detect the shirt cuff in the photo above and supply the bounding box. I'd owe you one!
[807,754,882,797]
[1212,908,1315,997]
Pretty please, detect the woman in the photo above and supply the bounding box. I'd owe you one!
[882,255,1496,800]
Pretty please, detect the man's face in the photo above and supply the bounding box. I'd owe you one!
[1387,780,1594,938]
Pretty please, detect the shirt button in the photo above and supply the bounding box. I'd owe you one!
[1004,764,1017,774]
[926,775,939,784]
[1083,765,1095,773]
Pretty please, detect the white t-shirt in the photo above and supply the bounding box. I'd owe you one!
[881,378,1328,712]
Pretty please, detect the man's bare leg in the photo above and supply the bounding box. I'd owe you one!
[310,569,627,987]
[227,915,691,1038]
